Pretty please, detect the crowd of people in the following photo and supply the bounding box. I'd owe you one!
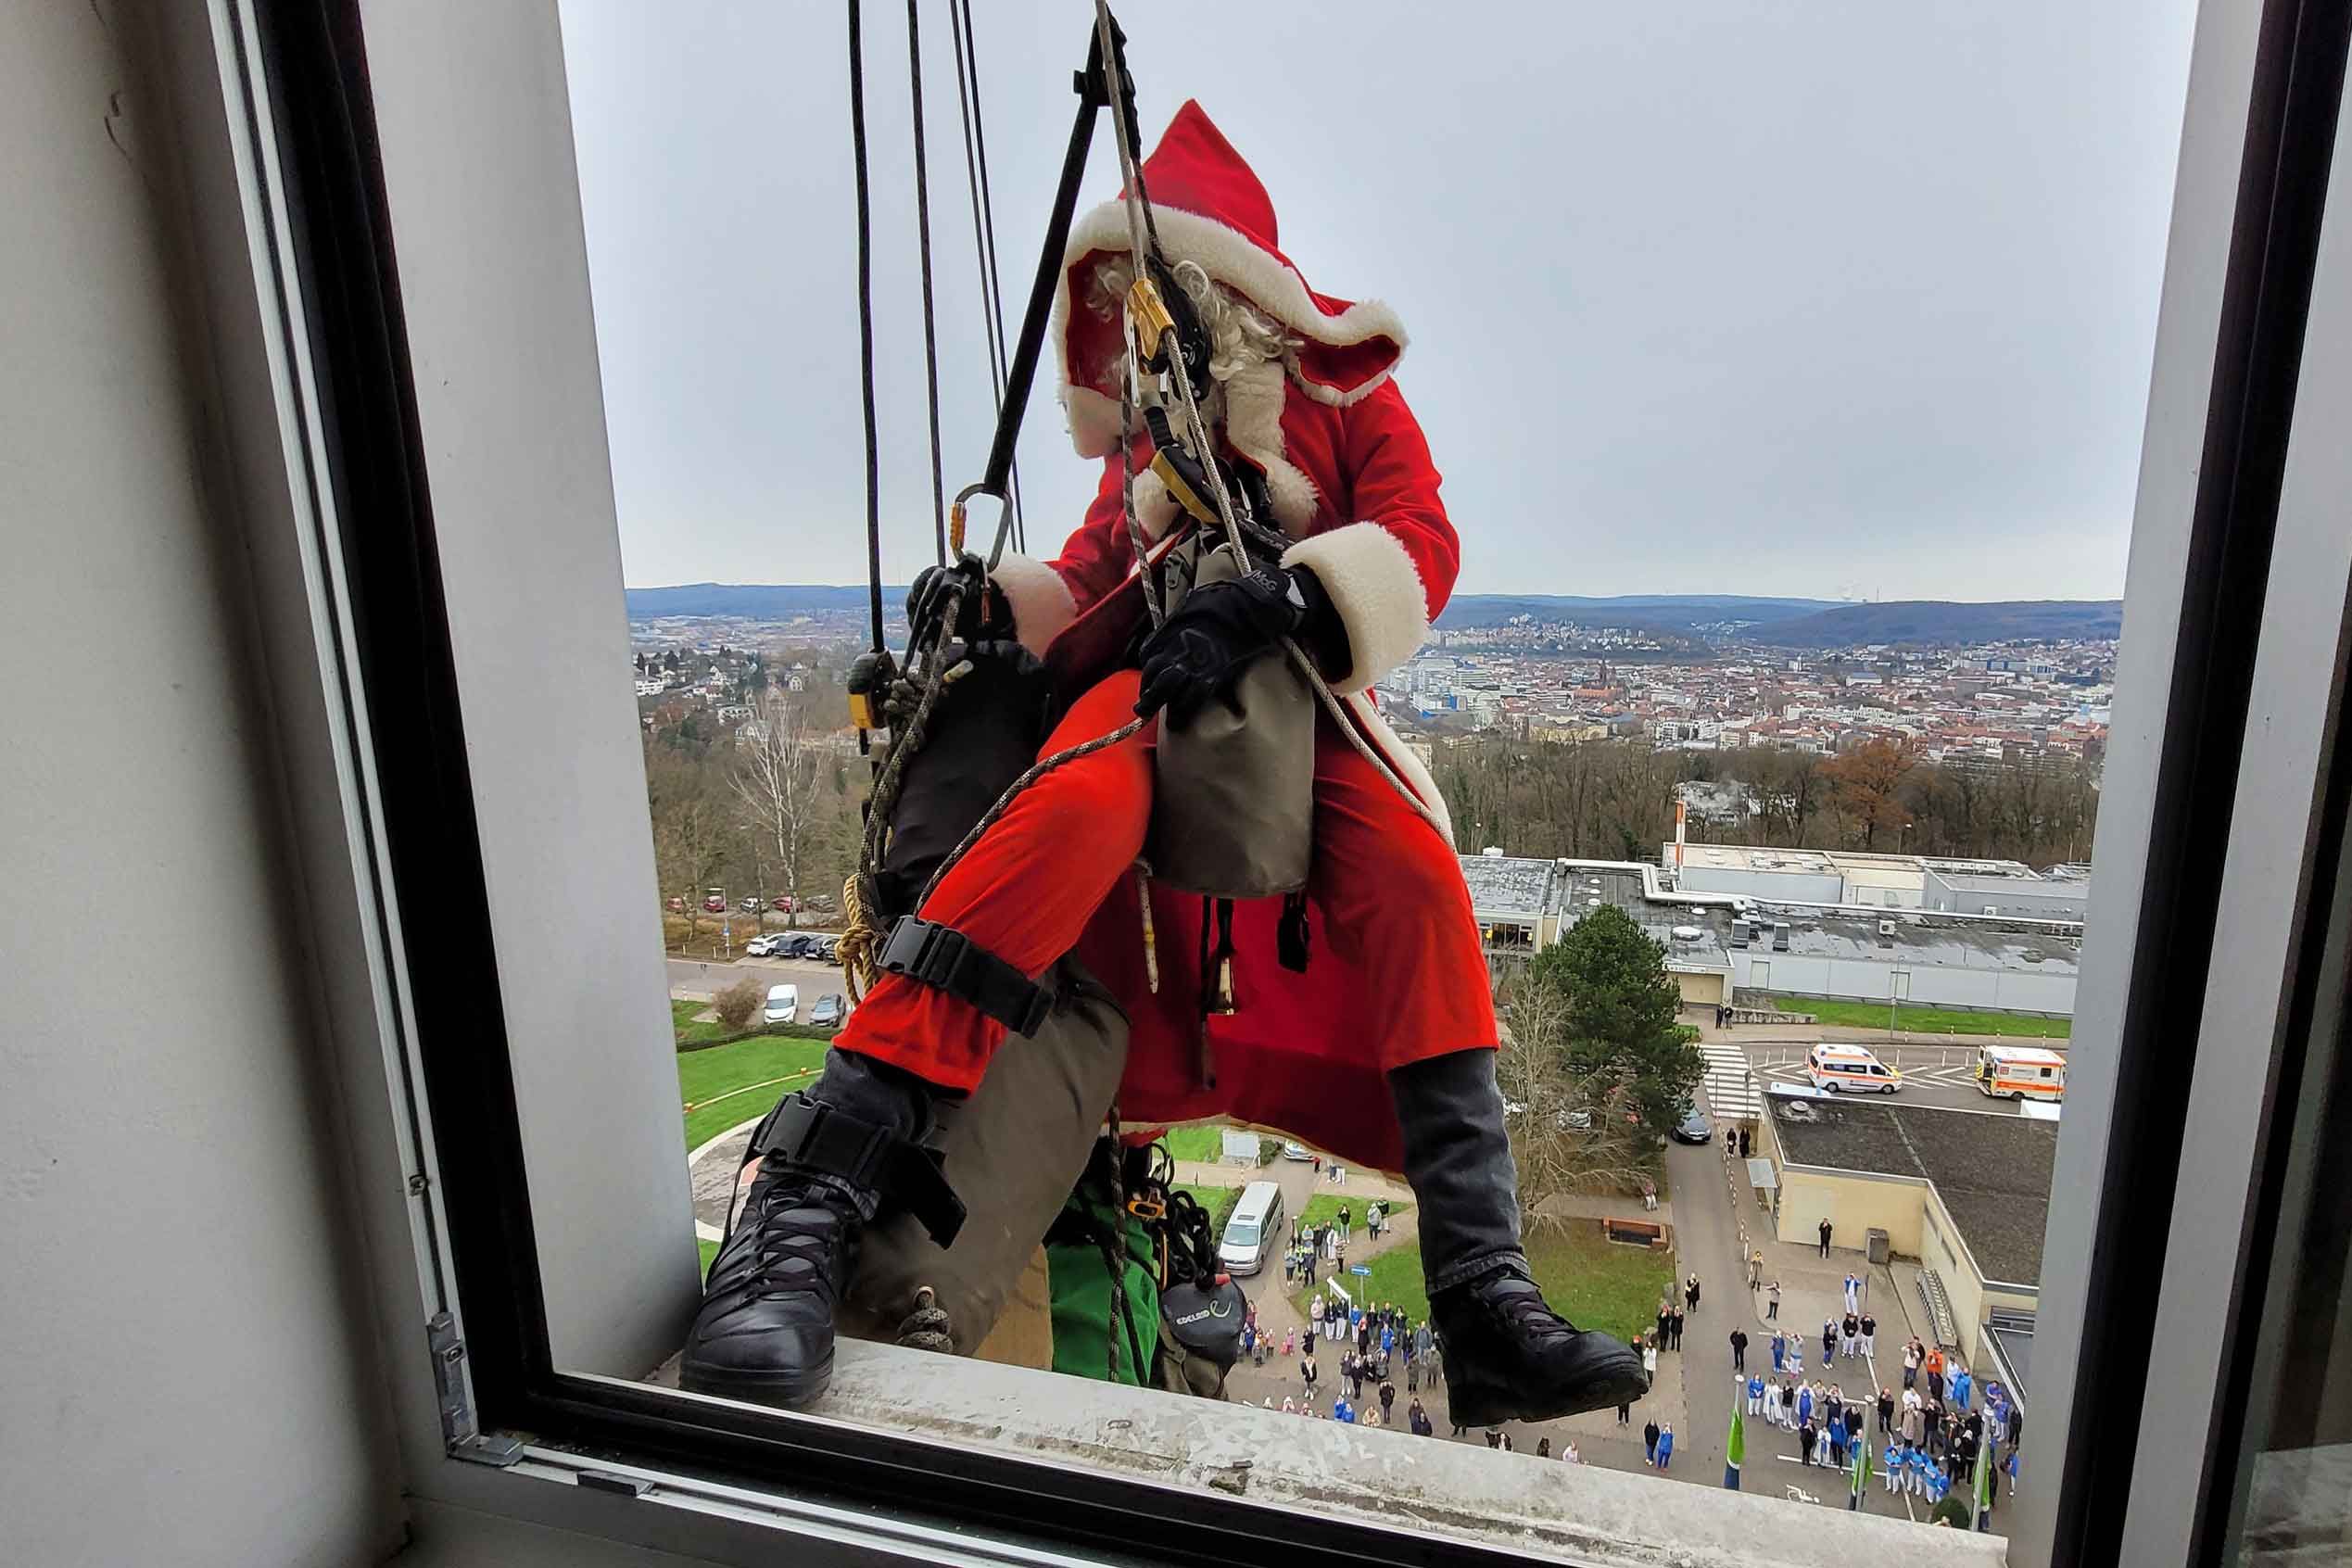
[1260,1292,1446,1432]
[1735,1324,2023,1505]
[1280,1204,1388,1288]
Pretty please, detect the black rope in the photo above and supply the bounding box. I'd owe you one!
[947,0,1025,551]
[848,0,885,651]
[905,0,948,567]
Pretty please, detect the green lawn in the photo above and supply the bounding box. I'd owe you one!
[1775,995,2071,1040]
[678,1033,831,1151]
[1295,1193,1410,1233]
[1295,1221,1668,1347]
[698,1236,721,1281]
[1162,1124,1229,1163]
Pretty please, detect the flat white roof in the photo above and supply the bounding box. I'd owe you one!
[1980,1044,2067,1064]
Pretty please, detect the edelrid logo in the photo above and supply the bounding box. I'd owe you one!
[1175,1306,1213,1326]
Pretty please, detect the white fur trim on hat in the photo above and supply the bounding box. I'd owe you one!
[1055,201,1407,417]
[989,553,1079,659]
[1281,523,1430,696]
[1343,693,1455,848]
[1063,204,1409,387]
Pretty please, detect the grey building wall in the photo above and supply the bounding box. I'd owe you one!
[0,6,405,1562]
[1925,869,2093,921]
[1733,949,2078,1014]
[1675,864,1845,904]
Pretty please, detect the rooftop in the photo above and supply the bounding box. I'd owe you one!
[1460,852,1562,918]
[1739,904,2082,976]
[1769,1093,2057,1286]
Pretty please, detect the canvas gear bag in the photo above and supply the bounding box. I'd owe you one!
[1146,540,1316,899]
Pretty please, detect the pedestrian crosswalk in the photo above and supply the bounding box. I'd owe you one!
[1699,1043,1763,1119]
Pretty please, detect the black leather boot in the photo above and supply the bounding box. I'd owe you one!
[680,1051,963,1408]
[1393,1050,1649,1425]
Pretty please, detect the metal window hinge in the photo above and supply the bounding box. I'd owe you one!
[407,1172,430,1196]
[426,1311,525,1469]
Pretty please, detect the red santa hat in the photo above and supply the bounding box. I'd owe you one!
[1054,102,1408,487]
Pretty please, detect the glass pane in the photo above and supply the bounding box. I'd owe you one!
[2223,907,2352,1567]
[538,0,2190,1551]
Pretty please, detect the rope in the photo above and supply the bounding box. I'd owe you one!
[846,0,885,650]
[946,0,1024,551]
[904,0,948,567]
[916,714,1149,910]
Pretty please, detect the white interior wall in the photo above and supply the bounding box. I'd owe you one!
[0,5,405,1563]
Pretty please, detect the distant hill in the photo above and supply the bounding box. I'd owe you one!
[623,584,2123,650]
[625,583,902,619]
[1433,593,1840,631]
[1746,600,2123,648]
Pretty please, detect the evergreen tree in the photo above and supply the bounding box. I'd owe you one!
[1527,905,1703,1144]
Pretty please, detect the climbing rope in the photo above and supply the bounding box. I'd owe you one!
[847,0,885,650]
[946,0,1024,550]
[905,0,948,566]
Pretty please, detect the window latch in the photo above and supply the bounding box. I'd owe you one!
[426,1311,525,1468]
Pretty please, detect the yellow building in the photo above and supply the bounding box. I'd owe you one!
[1756,1090,2052,1367]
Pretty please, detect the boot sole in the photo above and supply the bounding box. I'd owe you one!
[1447,1351,1651,1427]
[679,1351,834,1410]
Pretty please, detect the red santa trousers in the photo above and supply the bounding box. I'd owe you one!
[833,667,1497,1170]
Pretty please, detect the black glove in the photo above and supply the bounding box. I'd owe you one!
[905,553,1004,643]
[1137,565,1332,720]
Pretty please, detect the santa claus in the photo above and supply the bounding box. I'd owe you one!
[684,102,1646,1424]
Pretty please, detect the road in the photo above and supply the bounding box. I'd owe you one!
[668,955,848,1008]
[1731,1038,2031,1116]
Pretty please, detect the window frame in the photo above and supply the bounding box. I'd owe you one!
[196,0,2352,1563]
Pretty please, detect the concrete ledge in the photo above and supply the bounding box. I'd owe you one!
[811,1340,2007,1567]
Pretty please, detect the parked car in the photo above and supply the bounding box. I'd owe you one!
[702,894,726,914]
[1669,1104,1713,1144]
[775,933,817,959]
[772,895,796,912]
[740,895,764,913]
[816,935,842,962]
[808,993,847,1030]
[1280,1141,1313,1162]
[763,984,799,1026]
[742,935,778,957]
[665,896,686,914]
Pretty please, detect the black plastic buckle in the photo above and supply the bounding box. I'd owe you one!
[877,917,1055,1038]
[753,1094,966,1247]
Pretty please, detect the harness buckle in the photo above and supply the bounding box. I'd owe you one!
[877,916,1056,1038]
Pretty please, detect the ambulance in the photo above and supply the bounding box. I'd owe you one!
[1805,1043,1903,1094]
[1975,1043,2067,1102]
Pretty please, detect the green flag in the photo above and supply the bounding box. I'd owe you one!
[1973,1431,1994,1530]
[1724,1386,1745,1490]
[1849,1427,1871,1510]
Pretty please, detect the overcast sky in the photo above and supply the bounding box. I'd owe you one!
[559,2,2195,602]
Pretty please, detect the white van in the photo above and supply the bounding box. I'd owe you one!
[763,983,799,1026]
[1219,1180,1285,1277]
[1806,1043,1901,1094]
[1976,1043,2066,1102]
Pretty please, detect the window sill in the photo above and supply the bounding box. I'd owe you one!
[624,1341,2009,1568]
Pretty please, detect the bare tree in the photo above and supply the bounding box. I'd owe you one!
[1496,976,1663,1223]
[731,690,823,929]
